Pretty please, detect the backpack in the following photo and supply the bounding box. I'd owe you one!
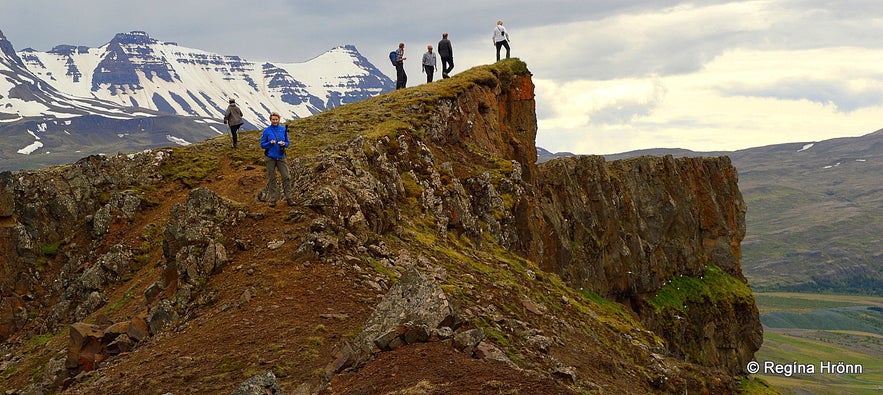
[389,50,398,66]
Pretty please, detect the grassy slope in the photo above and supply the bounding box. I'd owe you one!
[753,292,883,395]
[734,133,883,294]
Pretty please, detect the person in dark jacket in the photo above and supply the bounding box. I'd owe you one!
[223,98,244,148]
[395,42,407,90]
[437,32,454,78]
[260,112,293,207]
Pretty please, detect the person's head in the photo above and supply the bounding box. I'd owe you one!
[442,32,448,39]
[497,20,503,26]
[229,98,235,104]
[427,45,433,52]
[270,112,280,125]
[399,42,405,49]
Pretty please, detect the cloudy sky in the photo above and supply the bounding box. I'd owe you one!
[3,0,882,154]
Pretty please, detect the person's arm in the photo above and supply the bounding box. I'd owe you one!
[260,130,273,149]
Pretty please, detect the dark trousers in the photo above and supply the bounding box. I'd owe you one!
[441,56,453,77]
[424,65,434,83]
[395,62,407,89]
[495,40,510,61]
[229,124,241,147]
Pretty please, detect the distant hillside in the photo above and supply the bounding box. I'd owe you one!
[540,129,883,294]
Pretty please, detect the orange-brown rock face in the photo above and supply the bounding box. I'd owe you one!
[520,155,761,374]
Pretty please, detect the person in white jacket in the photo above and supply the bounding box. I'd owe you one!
[493,20,510,61]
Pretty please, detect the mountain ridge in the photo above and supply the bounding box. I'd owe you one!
[0,60,763,394]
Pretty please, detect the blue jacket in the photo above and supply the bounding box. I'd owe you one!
[260,124,289,159]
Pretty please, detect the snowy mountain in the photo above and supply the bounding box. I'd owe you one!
[0,30,394,171]
[17,31,393,128]
[0,30,161,122]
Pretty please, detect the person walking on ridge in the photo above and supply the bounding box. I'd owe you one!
[422,45,437,83]
[223,98,244,148]
[438,32,454,78]
[493,20,510,61]
[260,112,294,207]
[395,42,407,89]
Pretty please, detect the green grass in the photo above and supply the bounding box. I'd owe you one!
[755,293,883,335]
[646,263,754,315]
[754,331,883,395]
[752,293,883,395]
[738,377,779,395]
[754,293,874,312]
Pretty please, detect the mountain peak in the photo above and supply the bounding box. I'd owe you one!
[0,29,24,68]
[110,30,157,46]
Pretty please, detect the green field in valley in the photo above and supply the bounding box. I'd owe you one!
[751,293,883,394]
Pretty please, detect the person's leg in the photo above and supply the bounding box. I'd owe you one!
[426,66,434,83]
[495,41,503,61]
[266,157,278,205]
[230,124,240,147]
[444,57,454,76]
[503,40,510,59]
[396,64,405,89]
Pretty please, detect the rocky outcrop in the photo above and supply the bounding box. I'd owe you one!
[523,155,761,374]
[325,266,458,375]
[0,151,169,341]
[0,59,761,392]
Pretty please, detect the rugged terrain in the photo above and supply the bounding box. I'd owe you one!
[598,130,883,295]
[0,60,765,394]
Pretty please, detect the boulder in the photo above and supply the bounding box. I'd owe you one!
[326,265,457,374]
[229,371,281,395]
[66,323,105,370]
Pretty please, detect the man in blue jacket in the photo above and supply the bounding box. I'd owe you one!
[260,112,294,207]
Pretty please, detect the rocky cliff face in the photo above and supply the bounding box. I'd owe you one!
[528,155,761,372]
[0,60,761,393]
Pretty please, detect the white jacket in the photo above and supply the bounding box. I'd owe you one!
[493,25,509,43]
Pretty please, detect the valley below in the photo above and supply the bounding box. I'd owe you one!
[752,292,883,394]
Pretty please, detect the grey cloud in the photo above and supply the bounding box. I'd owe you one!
[590,100,659,125]
[725,78,883,113]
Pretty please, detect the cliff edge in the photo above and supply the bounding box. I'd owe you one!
[0,59,763,394]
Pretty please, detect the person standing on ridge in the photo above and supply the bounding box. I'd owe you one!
[223,98,244,148]
[395,42,407,89]
[422,45,437,83]
[438,32,454,78]
[493,20,510,61]
[260,112,294,207]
